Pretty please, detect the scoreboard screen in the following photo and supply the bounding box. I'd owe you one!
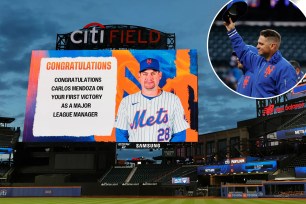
[23,50,198,143]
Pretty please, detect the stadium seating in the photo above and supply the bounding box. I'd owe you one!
[100,166,133,183]
[99,164,199,184]
[260,154,290,162]
[129,164,179,183]
[0,162,11,176]
[157,165,198,184]
[287,153,306,167]
[274,168,295,179]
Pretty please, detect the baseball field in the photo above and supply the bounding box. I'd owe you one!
[1,197,306,204]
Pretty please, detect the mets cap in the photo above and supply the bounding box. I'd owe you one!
[140,58,160,72]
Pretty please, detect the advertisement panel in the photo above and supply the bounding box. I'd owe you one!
[197,164,230,175]
[0,187,81,197]
[172,177,190,184]
[241,160,277,173]
[224,157,246,164]
[197,160,277,175]
[295,167,306,178]
[228,193,259,198]
[276,127,306,140]
[23,50,198,143]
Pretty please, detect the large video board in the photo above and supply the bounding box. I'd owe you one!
[23,50,198,142]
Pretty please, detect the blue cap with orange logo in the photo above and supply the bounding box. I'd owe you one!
[140,58,160,72]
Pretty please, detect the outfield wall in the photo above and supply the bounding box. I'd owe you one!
[8,182,194,196]
[221,181,306,198]
[0,186,81,197]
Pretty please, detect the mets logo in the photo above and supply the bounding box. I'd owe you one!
[264,65,275,77]
[243,76,250,88]
[146,59,152,65]
[130,108,168,129]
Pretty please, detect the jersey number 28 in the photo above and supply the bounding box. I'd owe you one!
[158,128,170,142]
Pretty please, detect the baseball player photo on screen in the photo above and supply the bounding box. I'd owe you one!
[115,58,190,143]
[114,50,198,143]
[208,0,306,99]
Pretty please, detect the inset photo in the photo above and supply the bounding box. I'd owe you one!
[208,0,306,99]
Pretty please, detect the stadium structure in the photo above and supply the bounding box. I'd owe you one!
[1,0,306,198]
[1,83,305,197]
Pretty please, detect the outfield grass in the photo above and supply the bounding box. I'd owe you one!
[0,198,306,204]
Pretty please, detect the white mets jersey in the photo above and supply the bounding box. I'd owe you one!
[115,91,189,142]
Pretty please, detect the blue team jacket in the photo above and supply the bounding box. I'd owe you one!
[228,29,297,98]
[236,45,257,97]
[237,71,253,97]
